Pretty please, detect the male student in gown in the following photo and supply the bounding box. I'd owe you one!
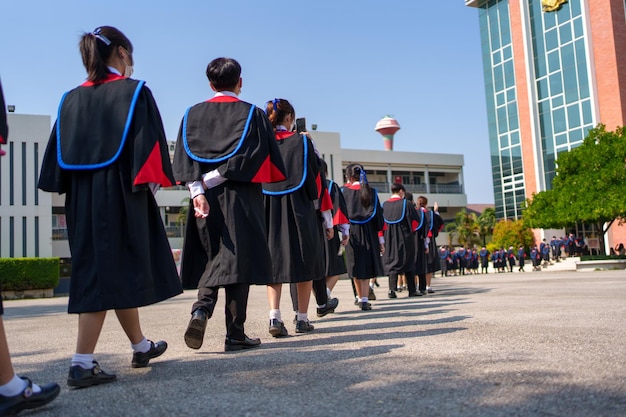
[173,58,285,352]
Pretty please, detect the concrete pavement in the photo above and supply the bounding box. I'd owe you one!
[2,266,625,416]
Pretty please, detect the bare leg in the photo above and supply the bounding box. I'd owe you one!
[0,317,15,385]
[325,275,339,292]
[114,308,144,345]
[296,281,312,314]
[76,311,107,354]
[359,279,369,299]
[426,273,432,287]
[267,284,282,310]
[353,278,363,299]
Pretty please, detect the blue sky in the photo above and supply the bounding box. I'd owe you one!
[0,1,494,203]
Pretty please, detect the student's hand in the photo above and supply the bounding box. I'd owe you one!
[326,228,334,240]
[379,244,385,255]
[193,195,209,218]
[341,234,349,246]
[434,202,439,212]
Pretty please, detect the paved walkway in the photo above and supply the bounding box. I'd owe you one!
[2,266,625,416]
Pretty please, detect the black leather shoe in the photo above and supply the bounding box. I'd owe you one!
[427,288,435,294]
[408,291,423,297]
[184,309,208,350]
[368,287,377,300]
[317,297,339,317]
[131,340,168,368]
[295,320,314,333]
[388,290,397,298]
[360,302,372,311]
[0,378,60,416]
[67,361,116,388]
[269,319,288,337]
[224,335,261,352]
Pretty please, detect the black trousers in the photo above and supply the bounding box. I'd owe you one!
[192,283,249,340]
[389,271,416,293]
[417,273,427,292]
[290,278,328,311]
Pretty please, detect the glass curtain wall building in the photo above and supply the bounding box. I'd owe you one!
[466,0,626,221]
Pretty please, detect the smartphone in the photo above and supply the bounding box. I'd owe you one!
[296,117,307,133]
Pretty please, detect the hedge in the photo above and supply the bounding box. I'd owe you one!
[581,255,626,261]
[0,258,60,291]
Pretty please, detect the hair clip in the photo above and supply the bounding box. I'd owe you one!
[92,27,111,46]
[272,98,279,112]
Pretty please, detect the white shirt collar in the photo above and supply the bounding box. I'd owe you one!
[107,66,122,76]
[214,91,239,98]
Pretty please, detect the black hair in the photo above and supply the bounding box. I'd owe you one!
[206,57,241,91]
[79,26,133,83]
[265,98,294,129]
[345,163,371,208]
[320,158,329,176]
[390,183,405,194]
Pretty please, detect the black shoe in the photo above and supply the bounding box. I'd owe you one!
[131,340,168,368]
[368,287,377,300]
[317,297,339,317]
[388,290,397,298]
[354,298,360,306]
[295,320,314,333]
[427,288,435,294]
[67,361,117,388]
[224,335,261,352]
[0,378,60,416]
[269,319,288,337]
[408,291,423,297]
[360,302,372,311]
[184,309,208,350]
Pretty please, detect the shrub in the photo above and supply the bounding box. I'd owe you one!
[581,255,626,261]
[0,258,60,291]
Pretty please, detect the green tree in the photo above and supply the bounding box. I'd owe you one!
[488,219,534,253]
[524,124,626,255]
[446,209,480,248]
[477,207,496,246]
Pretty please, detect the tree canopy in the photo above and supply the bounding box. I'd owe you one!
[524,124,626,254]
[488,219,535,253]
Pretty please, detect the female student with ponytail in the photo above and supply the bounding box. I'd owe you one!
[342,164,385,310]
[38,26,182,387]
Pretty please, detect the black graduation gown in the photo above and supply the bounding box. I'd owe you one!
[342,184,385,280]
[38,75,183,313]
[0,80,7,314]
[419,209,444,274]
[263,131,322,283]
[324,179,349,276]
[414,208,429,276]
[173,96,285,289]
[382,197,419,274]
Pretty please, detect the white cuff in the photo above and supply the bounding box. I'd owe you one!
[321,210,333,230]
[338,224,350,236]
[378,236,385,245]
[148,183,160,195]
[187,181,205,199]
[202,169,227,189]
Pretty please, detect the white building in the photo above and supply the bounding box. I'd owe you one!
[1,114,466,259]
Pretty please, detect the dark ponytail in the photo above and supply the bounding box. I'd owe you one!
[345,163,371,208]
[79,26,133,83]
[265,98,294,129]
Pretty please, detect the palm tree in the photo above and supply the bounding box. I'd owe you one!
[477,207,496,247]
[447,209,480,248]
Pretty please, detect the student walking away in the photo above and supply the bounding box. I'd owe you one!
[320,160,349,302]
[517,246,526,272]
[439,246,449,277]
[262,98,333,336]
[479,247,489,274]
[0,79,60,415]
[382,183,421,298]
[38,26,182,387]
[415,197,443,293]
[530,246,541,270]
[342,164,385,310]
[173,58,285,351]
[507,246,516,272]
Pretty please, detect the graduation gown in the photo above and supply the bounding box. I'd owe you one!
[173,96,285,289]
[382,197,419,275]
[263,131,322,283]
[324,179,349,276]
[419,209,444,274]
[38,75,183,313]
[342,184,385,280]
[0,80,7,314]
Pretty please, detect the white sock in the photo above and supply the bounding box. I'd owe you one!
[296,312,308,322]
[317,303,326,309]
[131,337,152,353]
[427,286,432,290]
[269,309,282,322]
[0,375,41,396]
[361,297,369,303]
[369,283,374,289]
[71,353,95,369]
[326,288,332,298]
